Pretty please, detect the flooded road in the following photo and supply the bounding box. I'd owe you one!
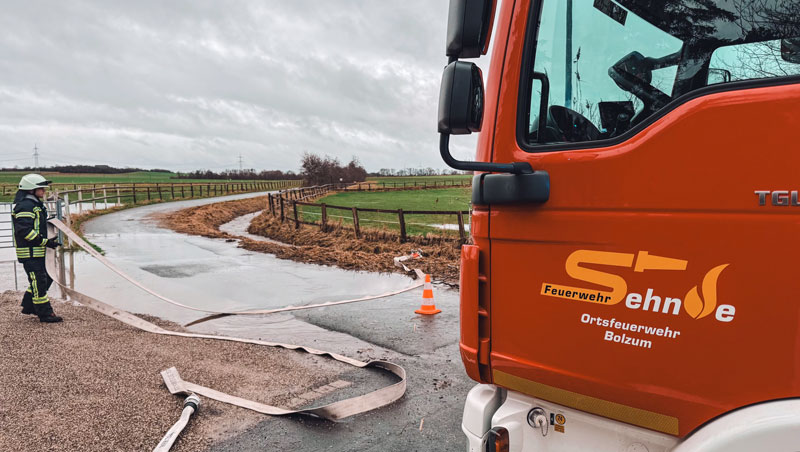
[71,192,414,327]
[61,192,468,451]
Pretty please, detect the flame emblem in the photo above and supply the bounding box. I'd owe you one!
[684,264,729,319]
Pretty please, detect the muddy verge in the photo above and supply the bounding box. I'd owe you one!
[0,291,347,452]
[159,197,462,285]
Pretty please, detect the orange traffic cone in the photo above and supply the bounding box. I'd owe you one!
[415,274,441,315]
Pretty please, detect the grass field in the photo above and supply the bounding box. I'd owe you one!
[299,187,471,237]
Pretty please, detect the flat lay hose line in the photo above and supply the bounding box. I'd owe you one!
[46,219,407,422]
[152,394,200,452]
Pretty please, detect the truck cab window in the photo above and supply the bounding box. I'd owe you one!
[709,40,800,85]
[523,0,800,148]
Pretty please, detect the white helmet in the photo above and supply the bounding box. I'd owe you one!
[18,173,52,191]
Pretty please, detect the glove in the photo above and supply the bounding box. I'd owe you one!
[45,238,62,249]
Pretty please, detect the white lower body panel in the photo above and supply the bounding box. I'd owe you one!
[461,384,800,452]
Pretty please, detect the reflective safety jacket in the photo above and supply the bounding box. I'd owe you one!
[11,190,50,261]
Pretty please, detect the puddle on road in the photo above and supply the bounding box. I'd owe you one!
[140,263,215,278]
[218,211,287,245]
[429,223,471,231]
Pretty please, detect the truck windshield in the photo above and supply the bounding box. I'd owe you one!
[524,0,800,146]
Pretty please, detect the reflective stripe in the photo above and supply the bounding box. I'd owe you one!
[32,296,49,305]
[30,272,38,299]
[25,231,38,241]
[17,246,45,258]
[14,212,35,219]
[33,208,40,237]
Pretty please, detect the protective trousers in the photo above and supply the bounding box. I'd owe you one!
[21,258,55,317]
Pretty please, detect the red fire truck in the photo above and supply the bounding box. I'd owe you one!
[437,0,800,450]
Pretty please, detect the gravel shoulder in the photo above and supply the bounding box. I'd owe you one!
[0,291,348,452]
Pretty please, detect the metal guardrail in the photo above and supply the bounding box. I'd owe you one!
[1,200,61,291]
[0,202,18,289]
[0,202,13,249]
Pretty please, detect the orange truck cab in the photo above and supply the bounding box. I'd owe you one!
[437,1,800,451]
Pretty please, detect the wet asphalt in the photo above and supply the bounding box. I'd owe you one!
[73,192,471,452]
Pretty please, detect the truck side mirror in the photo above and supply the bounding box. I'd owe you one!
[446,0,496,59]
[781,38,800,64]
[707,68,732,85]
[438,61,484,135]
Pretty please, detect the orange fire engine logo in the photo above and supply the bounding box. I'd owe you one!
[540,250,734,322]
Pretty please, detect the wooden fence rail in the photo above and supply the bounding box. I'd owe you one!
[267,185,470,242]
[23,180,302,228]
[0,180,301,199]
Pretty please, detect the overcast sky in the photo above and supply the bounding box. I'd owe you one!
[0,1,491,173]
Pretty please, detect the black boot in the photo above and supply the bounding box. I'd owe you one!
[39,314,63,323]
[20,291,35,315]
[34,302,63,323]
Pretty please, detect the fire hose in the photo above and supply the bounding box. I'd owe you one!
[49,219,425,326]
[152,394,201,452]
[45,219,412,444]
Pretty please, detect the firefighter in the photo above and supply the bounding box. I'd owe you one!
[12,173,62,323]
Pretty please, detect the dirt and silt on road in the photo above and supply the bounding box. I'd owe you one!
[157,195,463,285]
[0,290,350,452]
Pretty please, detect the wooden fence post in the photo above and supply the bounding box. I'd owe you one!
[320,204,327,231]
[102,185,108,209]
[171,184,175,200]
[398,208,407,242]
[157,184,163,201]
[91,185,97,211]
[181,185,185,198]
[116,185,121,205]
[78,189,83,212]
[293,202,300,229]
[352,207,360,239]
[190,184,194,198]
[457,212,466,241]
[146,186,151,201]
[132,184,137,204]
[280,197,285,222]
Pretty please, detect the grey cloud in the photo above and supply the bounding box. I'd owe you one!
[0,0,488,172]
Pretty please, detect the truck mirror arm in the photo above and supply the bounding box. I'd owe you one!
[439,133,534,174]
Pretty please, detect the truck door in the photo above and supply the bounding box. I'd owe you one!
[485,0,800,438]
